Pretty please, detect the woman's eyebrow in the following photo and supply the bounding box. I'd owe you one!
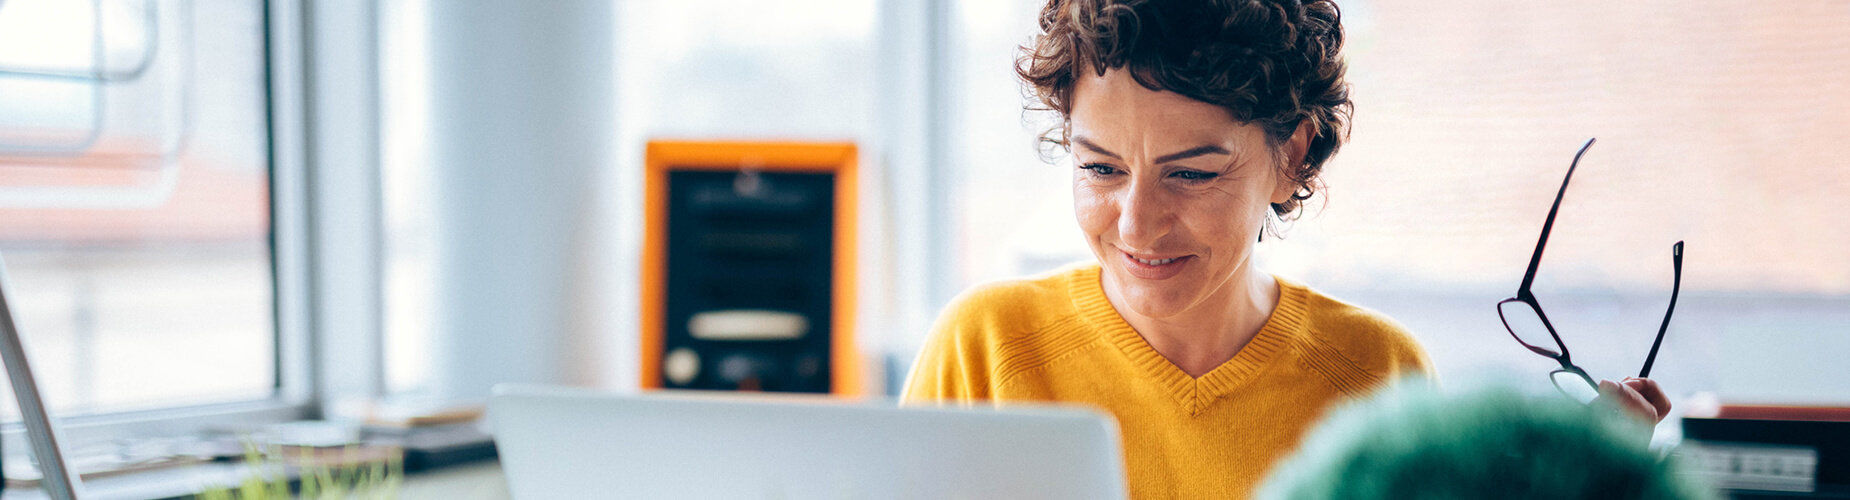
[1072,136,1231,164]
[1073,137,1121,159]
[1152,145,1231,164]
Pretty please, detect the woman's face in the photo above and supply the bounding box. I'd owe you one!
[1070,69,1300,319]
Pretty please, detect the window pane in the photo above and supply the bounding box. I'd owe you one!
[618,0,876,139]
[0,0,275,416]
[953,0,1092,287]
[382,0,435,396]
[1271,0,1850,402]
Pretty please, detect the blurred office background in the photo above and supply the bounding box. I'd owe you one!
[0,0,1846,461]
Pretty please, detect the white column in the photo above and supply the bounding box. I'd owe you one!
[422,1,616,401]
[307,0,385,403]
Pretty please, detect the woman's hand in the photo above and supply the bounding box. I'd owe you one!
[1596,377,1672,425]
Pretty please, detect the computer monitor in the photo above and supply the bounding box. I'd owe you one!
[0,252,85,499]
[489,385,1128,499]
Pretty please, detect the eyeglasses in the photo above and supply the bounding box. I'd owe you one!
[1497,138,1684,403]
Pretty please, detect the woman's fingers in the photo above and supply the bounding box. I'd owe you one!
[1598,379,1660,424]
[1622,377,1672,421]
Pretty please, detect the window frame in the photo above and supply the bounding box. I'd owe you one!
[0,0,326,455]
[867,0,962,390]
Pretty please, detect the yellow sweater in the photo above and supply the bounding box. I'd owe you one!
[901,263,1433,499]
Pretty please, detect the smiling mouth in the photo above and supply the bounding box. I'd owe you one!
[1119,251,1193,280]
[1133,256,1179,266]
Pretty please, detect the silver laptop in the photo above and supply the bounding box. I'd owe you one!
[488,384,1128,499]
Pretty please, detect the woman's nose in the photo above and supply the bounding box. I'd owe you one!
[1116,180,1172,250]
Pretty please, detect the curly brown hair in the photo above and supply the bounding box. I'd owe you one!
[1018,0,1352,219]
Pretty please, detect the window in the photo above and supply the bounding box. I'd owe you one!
[947,0,1850,407]
[615,0,877,140]
[0,0,285,419]
[382,0,435,396]
[950,0,1090,287]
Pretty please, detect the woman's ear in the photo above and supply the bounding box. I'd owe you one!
[1271,120,1315,205]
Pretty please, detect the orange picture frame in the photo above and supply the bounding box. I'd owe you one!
[640,140,861,396]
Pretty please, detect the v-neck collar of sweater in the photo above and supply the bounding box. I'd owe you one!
[1068,264,1310,415]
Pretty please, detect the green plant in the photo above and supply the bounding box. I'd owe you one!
[196,439,402,500]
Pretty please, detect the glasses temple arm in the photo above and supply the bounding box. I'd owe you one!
[1639,240,1684,378]
[1518,138,1597,294]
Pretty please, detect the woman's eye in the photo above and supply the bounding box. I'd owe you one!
[1080,163,1119,176]
[1172,170,1218,181]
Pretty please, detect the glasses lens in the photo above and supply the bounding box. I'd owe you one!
[1551,370,1600,404]
[1499,300,1561,357]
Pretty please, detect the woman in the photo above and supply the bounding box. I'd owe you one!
[900,0,1672,498]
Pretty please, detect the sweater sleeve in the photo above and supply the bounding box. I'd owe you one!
[899,282,1023,405]
[899,303,993,405]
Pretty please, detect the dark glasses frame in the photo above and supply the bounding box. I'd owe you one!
[1497,138,1684,400]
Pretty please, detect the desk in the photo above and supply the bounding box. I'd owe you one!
[398,461,509,500]
[0,460,510,500]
